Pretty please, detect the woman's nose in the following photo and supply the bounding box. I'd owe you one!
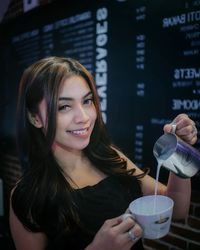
[74,105,89,123]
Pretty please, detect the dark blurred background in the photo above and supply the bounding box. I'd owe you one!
[0,1,200,249]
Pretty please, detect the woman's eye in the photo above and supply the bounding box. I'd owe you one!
[58,104,71,111]
[84,98,93,105]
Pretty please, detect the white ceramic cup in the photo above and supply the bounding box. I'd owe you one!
[128,195,174,239]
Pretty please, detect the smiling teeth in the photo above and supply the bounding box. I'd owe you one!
[71,129,87,135]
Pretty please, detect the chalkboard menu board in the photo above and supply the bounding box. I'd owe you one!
[0,0,199,187]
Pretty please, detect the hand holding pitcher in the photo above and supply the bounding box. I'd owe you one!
[154,114,199,178]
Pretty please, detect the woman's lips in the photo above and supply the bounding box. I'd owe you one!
[67,127,90,136]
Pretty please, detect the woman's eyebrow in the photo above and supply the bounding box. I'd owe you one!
[58,91,92,101]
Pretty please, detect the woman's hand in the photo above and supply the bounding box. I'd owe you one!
[85,214,143,250]
[163,113,198,145]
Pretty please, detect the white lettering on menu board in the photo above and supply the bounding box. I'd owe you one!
[163,10,200,28]
[172,99,200,110]
[95,7,108,123]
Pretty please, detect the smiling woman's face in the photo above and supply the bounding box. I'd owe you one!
[54,75,97,153]
[36,75,97,153]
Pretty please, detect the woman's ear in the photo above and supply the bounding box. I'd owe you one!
[27,111,43,128]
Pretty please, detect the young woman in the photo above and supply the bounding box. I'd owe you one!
[10,57,197,250]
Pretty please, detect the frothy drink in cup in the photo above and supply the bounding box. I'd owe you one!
[128,160,174,239]
[129,195,174,239]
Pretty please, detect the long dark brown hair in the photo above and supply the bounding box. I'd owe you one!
[12,57,147,241]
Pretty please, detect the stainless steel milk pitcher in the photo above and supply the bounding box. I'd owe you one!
[153,133,200,178]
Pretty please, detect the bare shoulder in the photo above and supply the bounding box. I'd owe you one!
[112,146,146,175]
[112,146,167,195]
[9,186,47,250]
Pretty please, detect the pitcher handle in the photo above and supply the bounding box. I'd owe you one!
[171,121,177,134]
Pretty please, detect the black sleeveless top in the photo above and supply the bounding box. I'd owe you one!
[47,175,144,250]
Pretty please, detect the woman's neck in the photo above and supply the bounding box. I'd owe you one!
[52,144,107,189]
[52,143,86,173]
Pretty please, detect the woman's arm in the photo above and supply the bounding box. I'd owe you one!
[9,193,47,250]
[164,173,191,219]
